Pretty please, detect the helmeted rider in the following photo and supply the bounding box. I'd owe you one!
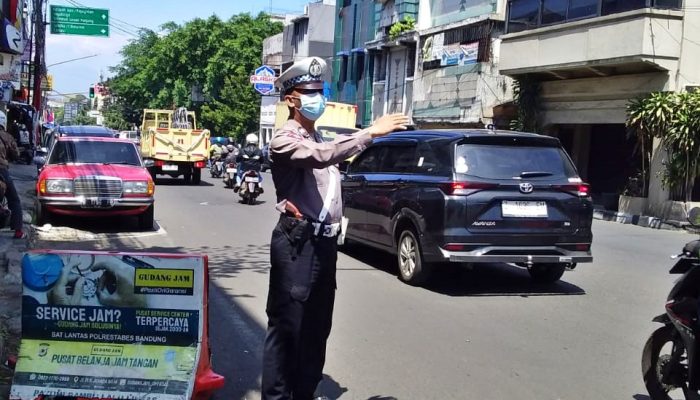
[209,141,223,161]
[234,133,264,192]
[224,144,238,165]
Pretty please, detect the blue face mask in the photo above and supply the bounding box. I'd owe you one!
[295,93,326,121]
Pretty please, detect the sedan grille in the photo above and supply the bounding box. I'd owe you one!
[74,176,123,198]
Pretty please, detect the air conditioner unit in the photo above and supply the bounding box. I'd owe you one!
[686,85,700,93]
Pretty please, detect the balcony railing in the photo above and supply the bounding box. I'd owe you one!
[506,0,682,33]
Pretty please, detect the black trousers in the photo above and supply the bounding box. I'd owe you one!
[262,219,337,400]
[0,168,22,231]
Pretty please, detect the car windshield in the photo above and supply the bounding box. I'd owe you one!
[455,144,578,179]
[49,141,142,166]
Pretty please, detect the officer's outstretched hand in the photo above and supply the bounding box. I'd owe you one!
[368,113,410,138]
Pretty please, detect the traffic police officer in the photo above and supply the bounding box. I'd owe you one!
[263,56,409,400]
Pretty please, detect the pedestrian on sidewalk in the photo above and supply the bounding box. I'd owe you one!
[0,112,27,239]
[262,56,409,400]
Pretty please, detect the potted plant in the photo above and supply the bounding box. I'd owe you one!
[618,171,648,215]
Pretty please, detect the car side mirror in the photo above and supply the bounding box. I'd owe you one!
[688,207,700,227]
[143,159,155,167]
[33,156,46,167]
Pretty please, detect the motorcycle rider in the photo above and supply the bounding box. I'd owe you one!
[224,144,238,166]
[209,141,223,173]
[234,133,263,193]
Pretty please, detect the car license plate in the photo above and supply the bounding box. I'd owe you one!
[82,198,115,209]
[226,168,237,173]
[502,201,547,218]
[162,165,178,171]
[245,176,259,182]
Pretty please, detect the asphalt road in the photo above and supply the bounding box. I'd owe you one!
[35,172,696,400]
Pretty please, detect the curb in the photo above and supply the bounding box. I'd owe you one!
[593,209,690,232]
[0,166,37,400]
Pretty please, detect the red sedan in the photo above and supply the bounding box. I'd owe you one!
[36,137,155,230]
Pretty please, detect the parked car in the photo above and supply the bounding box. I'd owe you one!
[35,136,155,230]
[341,129,594,285]
[42,124,116,152]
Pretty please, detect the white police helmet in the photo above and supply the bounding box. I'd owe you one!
[246,133,259,144]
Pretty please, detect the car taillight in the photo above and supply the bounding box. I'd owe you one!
[440,181,497,195]
[554,184,590,197]
[154,160,164,167]
[194,161,206,168]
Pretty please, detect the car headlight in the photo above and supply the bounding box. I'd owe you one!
[123,180,153,195]
[45,179,73,194]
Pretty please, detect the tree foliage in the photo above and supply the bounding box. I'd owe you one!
[510,75,541,133]
[626,91,700,201]
[109,13,282,139]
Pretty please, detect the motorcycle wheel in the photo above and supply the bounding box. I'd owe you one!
[247,195,255,205]
[642,325,694,400]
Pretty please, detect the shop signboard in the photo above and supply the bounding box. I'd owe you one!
[10,251,209,400]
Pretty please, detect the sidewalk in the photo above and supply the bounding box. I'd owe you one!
[593,208,696,232]
[0,163,36,400]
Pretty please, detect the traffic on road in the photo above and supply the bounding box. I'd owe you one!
[1,1,699,400]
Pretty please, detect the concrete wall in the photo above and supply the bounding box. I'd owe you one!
[675,0,700,91]
[412,39,513,126]
[539,72,671,126]
[263,33,284,69]
[500,9,684,75]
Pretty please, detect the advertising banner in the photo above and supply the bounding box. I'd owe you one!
[10,251,206,400]
[440,41,479,67]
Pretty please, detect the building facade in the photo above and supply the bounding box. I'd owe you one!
[411,0,514,128]
[260,32,285,145]
[499,0,698,216]
[332,0,376,127]
[259,1,336,143]
[345,0,515,128]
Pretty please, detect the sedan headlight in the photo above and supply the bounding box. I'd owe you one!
[123,180,153,195]
[45,179,73,194]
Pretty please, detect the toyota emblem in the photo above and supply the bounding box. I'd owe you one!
[519,182,534,194]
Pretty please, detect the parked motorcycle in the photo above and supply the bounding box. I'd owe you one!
[238,170,262,205]
[223,162,237,189]
[210,158,224,178]
[16,124,34,165]
[642,207,700,400]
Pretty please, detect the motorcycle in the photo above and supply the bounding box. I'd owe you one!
[238,170,262,205]
[642,207,700,400]
[223,162,237,189]
[210,157,224,178]
[16,125,34,165]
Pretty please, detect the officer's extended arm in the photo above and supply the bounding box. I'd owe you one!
[270,130,372,169]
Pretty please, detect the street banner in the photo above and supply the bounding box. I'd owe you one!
[10,251,207,400]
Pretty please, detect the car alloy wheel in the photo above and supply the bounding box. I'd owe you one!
[396,228,432,285]
[399,233,417,278]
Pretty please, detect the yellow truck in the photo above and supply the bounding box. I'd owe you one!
[140,108,210,184]
[273,101,358,135]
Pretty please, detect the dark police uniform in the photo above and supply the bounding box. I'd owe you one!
[262,57,374,400]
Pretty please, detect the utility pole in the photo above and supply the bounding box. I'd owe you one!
[31,0,45,112]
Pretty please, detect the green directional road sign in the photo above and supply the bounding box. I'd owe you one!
[50,5,109,37]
